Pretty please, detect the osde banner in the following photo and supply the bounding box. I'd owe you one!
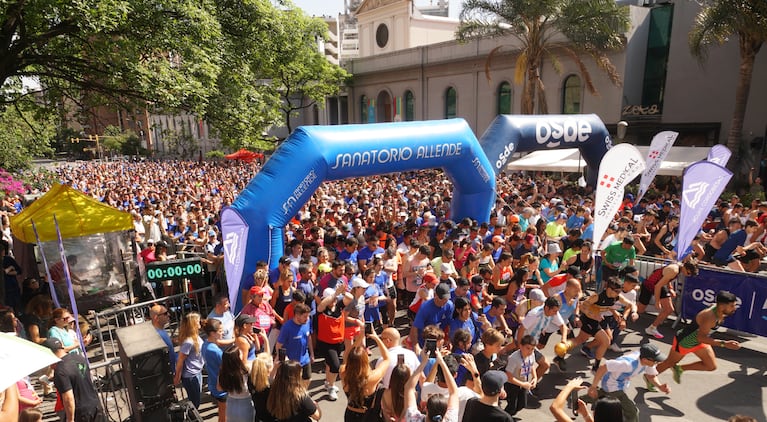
[681,268,767,337]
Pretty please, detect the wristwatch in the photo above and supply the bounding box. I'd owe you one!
[473,372,480,378]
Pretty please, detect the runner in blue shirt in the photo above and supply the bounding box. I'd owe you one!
[276,303,314,388]
[409,283,454,347]
[201,319,227,417]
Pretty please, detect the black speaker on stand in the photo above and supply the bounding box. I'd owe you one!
[116,322,176,422]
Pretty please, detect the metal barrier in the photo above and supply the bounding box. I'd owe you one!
[86,287,213,422]
[634,255,670,282]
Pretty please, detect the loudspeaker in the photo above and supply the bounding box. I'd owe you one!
[116,322,175,422]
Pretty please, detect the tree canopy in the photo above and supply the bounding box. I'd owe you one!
[457,0,629,114]
[0,0,349,165]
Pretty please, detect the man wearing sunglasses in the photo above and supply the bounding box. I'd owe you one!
[150,304,177,375]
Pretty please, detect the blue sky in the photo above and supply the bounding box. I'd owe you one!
[292,0,462,19]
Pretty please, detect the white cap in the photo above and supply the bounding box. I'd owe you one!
[322,287,337,299]
[529,289,546,302]
[351,277,370,289]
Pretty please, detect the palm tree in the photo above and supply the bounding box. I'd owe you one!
[689,0,767,167]
[457,0,630,114]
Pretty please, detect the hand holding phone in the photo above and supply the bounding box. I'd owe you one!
[570,390,579,416]
[278,348,287,362]
[424,338,437,357]
[365,321,373,335]
[397,354,405,365]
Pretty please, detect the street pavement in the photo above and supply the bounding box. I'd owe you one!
[36,311,767,422]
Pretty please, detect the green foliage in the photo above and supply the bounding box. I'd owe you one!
[206,150,225,159]
[0,98,56,171]
[0,0,223,113]
[121,134,147,156]
[205,0,349,145]
[457,0,629,114]
[257,4,350,133]
[161,129,198,159]
[1,0,349,153]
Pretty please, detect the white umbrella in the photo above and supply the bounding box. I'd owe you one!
[0,333,61,391]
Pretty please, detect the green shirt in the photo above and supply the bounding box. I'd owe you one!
[603,242,636,267]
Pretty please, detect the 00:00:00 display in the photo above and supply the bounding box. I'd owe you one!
[147,264,203,279]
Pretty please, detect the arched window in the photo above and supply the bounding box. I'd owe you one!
[360,95,368,123]
[497,82,512,115]
[562,75,582,114]
[404,91,415,121]
[445,87,457,119]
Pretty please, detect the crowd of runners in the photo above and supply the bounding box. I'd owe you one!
[0,158,763,422]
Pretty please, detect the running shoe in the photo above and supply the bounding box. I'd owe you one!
[325,382,339,401]
[672,364,683,384]
[644,375,657,392]
[552,356,567,372]
[644,325,664,339]
[580,345,595,359]
[608,343,623,353]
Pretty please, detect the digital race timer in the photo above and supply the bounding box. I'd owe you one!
[146,258,205,282]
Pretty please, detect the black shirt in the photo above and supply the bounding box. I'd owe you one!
[473,351,499,375]
[462,397,513,422]
[53,353,103,415]
[274,394,316,422]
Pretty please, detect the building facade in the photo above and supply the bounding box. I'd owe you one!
[343,0,767,152]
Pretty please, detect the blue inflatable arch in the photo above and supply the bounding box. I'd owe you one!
[479,114,612,186]
[221,119,497,307]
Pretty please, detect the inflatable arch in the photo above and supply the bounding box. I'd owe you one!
[479,114,612,186]
[221,119,497,307]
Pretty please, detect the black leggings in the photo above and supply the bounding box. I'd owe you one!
[318,340,343,373]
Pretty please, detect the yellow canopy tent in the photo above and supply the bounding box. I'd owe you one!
[10,183,132,242]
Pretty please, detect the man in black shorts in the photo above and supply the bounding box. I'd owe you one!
[638,260,698,339]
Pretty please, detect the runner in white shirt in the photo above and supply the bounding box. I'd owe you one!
[586,344,670,422]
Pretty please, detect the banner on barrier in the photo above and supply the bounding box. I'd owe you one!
[682,269,767,337]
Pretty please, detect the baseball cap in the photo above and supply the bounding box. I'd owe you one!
[351,277,370,289]
[250,286,264,296]
[423,272,439,285]
[529,288,546,302]
[555,205,566,212]
[492,235,505,244]
[481,370,507,396]
[557,213,568,220]
[42,338,64,352]
[235,314,257,326]
[625,193,634,201]
[639,343,667,362]
[524,234,535,243]
[508,215,520,223]
[435,283,451,300]
[322,287,337,300]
